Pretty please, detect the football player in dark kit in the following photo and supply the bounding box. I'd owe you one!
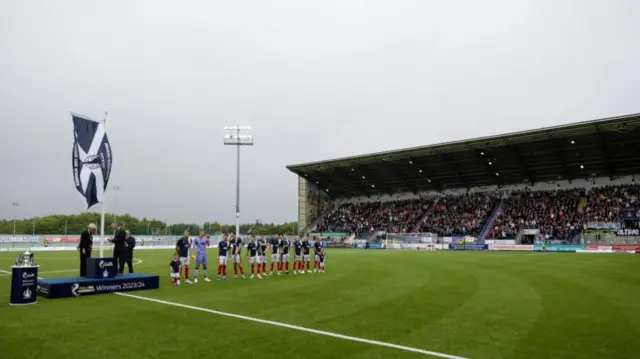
[302,235,311,273]
[175,231,192,284]
[78,223,96,276]
[293,235,303,275]
[313,237,323,273]
[247,235,262,279]
[269,234,281,276]
[281,236,291,274]
[258,236,268,274]
[232,235,245,279]
[107,222,127,274]
[317,246,326,273]
[217,235,230,280]
[169,253,181,286]
[228,235,235,273]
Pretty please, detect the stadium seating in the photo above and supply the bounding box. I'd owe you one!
[487,189,585,242]
[314,184,640,242]
[316,199,431,238]
[417,193,497,237]
[317,192,498,238]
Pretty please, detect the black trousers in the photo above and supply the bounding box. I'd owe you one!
[125,250,134,273]
[80,250,91,276]
[113,249,126,274]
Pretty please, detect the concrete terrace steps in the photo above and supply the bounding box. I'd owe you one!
[479,199,504,242]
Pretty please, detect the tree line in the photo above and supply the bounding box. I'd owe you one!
[0,213,298,236]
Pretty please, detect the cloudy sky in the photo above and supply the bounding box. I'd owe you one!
[0,0,638,224]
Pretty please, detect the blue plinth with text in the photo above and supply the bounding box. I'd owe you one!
[10,265,39,306]
[86,257,117,279]
[36,273,159,299]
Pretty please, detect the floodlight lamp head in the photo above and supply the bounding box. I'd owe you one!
[224,125,252,131]
[223,133,254,146]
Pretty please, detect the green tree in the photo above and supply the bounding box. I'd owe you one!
[0,213,297,236]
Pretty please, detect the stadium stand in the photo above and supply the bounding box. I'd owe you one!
[288,114,640,245]
[314,184,640,243]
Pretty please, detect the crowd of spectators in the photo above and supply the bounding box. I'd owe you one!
[584,185,640,223]
[488,185,640,241]
[316,192,498,238]
[314,184,640,241]
[419,192,497,237]
[487,189,585,241]
[315,199,431,237]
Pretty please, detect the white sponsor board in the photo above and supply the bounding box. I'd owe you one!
[484,239,516,245]
[0,236,41,243]
[386,243,448,250]
[30,246,75,251]
[489,244,533,251]
[576,249,613,254]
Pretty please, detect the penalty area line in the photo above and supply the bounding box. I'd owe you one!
[115,292,470,359]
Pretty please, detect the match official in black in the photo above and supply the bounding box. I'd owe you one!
[124,230,136,273]
[108,222,127,274]
[78,223,96,276]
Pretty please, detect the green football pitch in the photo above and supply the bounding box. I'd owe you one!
[1,249,639,359]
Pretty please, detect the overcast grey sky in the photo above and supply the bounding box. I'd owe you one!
[0,0,638,224]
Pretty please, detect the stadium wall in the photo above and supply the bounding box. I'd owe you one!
[0,235,224,251]
[3,239,637,254]
[298,178,332,232]
[298,177,308,230]
[0,234,313,252]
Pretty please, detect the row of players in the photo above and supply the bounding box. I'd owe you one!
[170,231,326,285]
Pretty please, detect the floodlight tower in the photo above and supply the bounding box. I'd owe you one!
[223,126,254,237]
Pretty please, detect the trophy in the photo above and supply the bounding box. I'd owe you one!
[15,250,35,267]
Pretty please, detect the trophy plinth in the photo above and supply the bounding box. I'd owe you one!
[10,250,38,306]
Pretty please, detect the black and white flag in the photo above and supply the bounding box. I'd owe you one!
[71,113,113,209]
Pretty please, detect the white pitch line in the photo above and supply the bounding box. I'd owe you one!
[0,257,76,260]
[115,292,470,359]
[0,269,11,275]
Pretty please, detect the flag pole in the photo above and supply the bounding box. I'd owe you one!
[100,111,108,257]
